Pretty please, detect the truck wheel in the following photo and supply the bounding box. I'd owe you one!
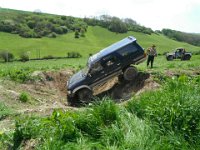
[123,66,138,81]
[167,55,173,61]
[67,95,78,106]
[182,55,191,60]
[77,88,93,103]
[118,74,124,83]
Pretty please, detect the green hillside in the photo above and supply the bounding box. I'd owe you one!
[0,26,199,59]
[1,8,200,150]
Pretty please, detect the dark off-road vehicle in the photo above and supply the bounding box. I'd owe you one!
[166,48,192,61]
[67,36,146,104]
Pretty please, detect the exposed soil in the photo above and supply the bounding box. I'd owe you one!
[164,69,200,77]
[0,69,160,113]
[96,72,160,102]
[0,69,160,132]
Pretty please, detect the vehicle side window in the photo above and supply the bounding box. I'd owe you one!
[101,55,117,67]
[117,44,138,56]
[90,62,103,74]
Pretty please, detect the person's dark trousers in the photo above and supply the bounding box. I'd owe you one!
[147,55,154,68]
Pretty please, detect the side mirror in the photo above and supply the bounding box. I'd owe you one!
[88,73,92,77]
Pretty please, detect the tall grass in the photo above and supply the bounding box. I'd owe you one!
[0,76,198,149]
[126,75,200,145]
[12,99,152,149]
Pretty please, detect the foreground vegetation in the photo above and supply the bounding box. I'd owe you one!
[0,75,199,149]
[0,51,199,150]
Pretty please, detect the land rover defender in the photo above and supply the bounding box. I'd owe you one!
[166,48,192,61]
[67,36,146,104]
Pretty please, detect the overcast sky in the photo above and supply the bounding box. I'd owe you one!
[0,0,200,33]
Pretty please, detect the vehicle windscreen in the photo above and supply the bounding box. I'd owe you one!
[82,66,89,77]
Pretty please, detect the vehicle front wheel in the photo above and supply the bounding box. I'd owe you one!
[77,88,93,104]
[123,66,138,81]
[166,55,173,61]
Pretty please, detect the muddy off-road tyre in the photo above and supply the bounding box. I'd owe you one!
[123,66,138,81]
[67,95,78,106]
[118,74,124,83]
[166,55,173,61]
[77,88,93,103]
[181,55,191,61]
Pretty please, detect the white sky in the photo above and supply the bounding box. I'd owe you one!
[0,0,200,33]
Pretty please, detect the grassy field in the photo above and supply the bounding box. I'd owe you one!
[0,26,200,59]
[0,55,199,82]
[0,25,200,149]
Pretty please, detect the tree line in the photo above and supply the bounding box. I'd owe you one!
[83,15,154,34]
[0,8,154,39]
[0,11,87,38]
[162,29,200,46]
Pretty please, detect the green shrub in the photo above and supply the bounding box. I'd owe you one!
[20,52,29,62]
[67,52,82,58]
[19,92,29,102]
[1,67,36,83]
[0,102,12,120]
[75,99,119,138]
[91,99,119,126]
[47,32,57,38]
[13,116,43,149]
[0,51,14,62]
[74,30,79,38]
[42,55,54,59]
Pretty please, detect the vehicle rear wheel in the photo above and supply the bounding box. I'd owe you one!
[182,55,191,60]
[77,88,93,103]
[118,74,124,83]
[123,66,138,81]
[166,55,173,61]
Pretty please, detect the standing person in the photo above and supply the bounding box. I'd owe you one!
[147,44,157,68]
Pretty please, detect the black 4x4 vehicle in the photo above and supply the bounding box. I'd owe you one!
[166,48,192,61]
[67,36,146,104]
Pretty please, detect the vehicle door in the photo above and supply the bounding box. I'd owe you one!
[87,61,105,86]
[100,54,121,79]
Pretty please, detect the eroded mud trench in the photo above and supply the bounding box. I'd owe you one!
[29,70,160,103]
[0,69,160,132]
[0,69,160,116]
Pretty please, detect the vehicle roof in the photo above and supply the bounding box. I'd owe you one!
[89,36,137,64]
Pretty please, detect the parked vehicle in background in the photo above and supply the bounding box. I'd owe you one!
[166,48,192,61]
[67,36,146,105]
